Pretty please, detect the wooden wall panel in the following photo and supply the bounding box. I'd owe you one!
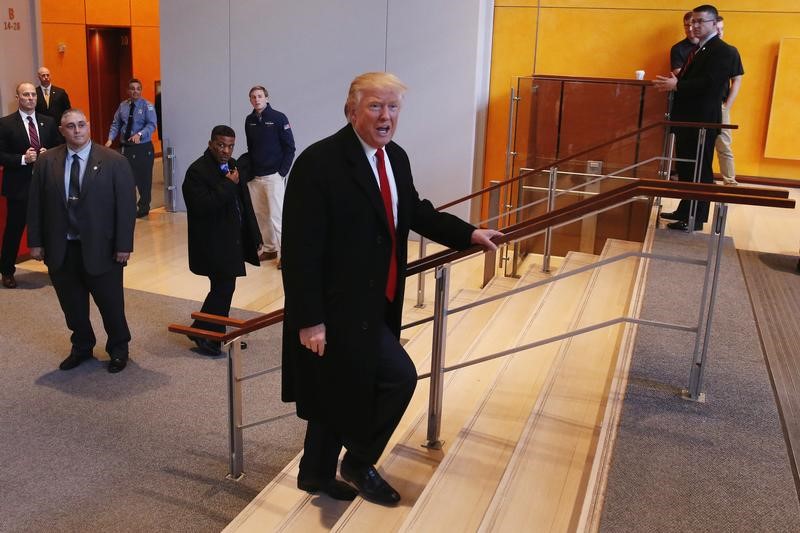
[764,38,800,160]
[39,0,85,24]
[131,0,159,27]
[85,0,131,26]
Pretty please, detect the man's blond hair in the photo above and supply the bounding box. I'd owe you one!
[346,72,407,113]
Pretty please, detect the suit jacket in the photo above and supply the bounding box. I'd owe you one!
[35,85,72,123]
[280,124,475,437]
[672,35,737,124]
[26,143,136,275]
[0,112,59,199]
[182,149,261,277]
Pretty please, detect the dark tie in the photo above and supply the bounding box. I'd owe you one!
[123,100,135,141]
[27,116,41,151]
[68,154,81,237]
[376,148,397,302]
[678,45,699,78]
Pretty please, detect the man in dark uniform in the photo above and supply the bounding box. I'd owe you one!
[654,4,737,231]
[281,72,501,504]
[105,78,157,218]
[182,125,261,356]
[244,86,295,266]
[27,109,136,373]
[670,12,699,76]
[0,82,59,288]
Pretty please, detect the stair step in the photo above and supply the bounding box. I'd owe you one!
[399,240,640,533]
[479,239,641,532]
[334,252,598,532]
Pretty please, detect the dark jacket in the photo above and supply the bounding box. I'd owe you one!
[280,124,475,438]
[244,104,295,177]
[0,112,60,199]
[672,35,738,124]
[27,143,136,275]
[35,85,72,124]
[182,149,261,276]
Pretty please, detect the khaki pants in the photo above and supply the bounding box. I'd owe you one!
[715,104,736,184]
[247,173,285,255]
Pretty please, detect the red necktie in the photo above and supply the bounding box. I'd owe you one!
[678,45,699,78]
[376,148,397,302]
[27,116,41,151]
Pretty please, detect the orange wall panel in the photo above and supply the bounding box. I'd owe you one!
[85,0,131,26]
[40,23,90,122]
[131,0,159,27]
[40,0,85,24]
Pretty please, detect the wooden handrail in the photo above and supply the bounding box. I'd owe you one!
[168,179,794,342]
[437,120,736,211]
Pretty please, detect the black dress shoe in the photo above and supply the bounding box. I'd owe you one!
[667,220,703,231]
[340,461,400,505]
[108,357,127,373]
[659,211,685,221]
[2,273,17,288]
[59,352,91,370]
[188,335,223,356]
[297,477,358,501]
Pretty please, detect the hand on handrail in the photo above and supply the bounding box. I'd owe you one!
[471,228,504,251]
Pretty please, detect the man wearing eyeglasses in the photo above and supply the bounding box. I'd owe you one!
[654,4,737,231]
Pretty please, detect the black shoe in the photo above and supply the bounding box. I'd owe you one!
[340,460,400,506]
[59,352,91,370]
[297,477,358,501]
[666,220,703,231]
[659,211,685,221]
[108,357,127,373]
[188,335,222,356]
[136,210,149,218]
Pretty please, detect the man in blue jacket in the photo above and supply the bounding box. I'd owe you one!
[244,86,295,267]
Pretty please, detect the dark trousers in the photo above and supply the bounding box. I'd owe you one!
[49,241,130,358]
[122,141,154,214]
[298,321,417,482]
[673,126,719,224]
[191,275,236,333]
[1,195,27,275]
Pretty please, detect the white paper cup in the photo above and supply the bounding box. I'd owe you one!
[635,70,645,80]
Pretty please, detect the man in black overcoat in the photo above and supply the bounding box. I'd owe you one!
[27,109,136,373]
[35,67,72,125]
[281,72,501,504]
[182,125,261,356]
[654,4,738,230]
[0,82,60,288]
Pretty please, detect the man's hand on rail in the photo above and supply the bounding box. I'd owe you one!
[471,228,503,251]
[299,323,326,356]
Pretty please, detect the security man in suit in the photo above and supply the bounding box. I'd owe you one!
[182,125,262,356]
[0,82,59,288]
[281,72,502,504]
[27,109,136,373]
[35,67,72,125]
[654,4,737,231]
[105,78,157,218]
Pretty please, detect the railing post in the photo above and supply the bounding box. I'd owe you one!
[415,237,427,308]
[483,183,501,288]
[687,127,707,233]
[424,264,450,449]
[164,145,178,212]
[542,166,557,273]
[656,131,676,209]
[685,203,728,401]
[227,336,244,479]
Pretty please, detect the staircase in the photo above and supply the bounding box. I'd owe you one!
[224,238,643,533]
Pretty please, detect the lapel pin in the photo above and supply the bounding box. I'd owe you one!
[92,165,98,171]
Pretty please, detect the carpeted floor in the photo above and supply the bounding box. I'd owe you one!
[600,229,800,532]
[0,270,304,533]
[739,250,800,494]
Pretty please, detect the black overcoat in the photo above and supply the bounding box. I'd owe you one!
[182,150,261,276]
[281,124,475,438]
